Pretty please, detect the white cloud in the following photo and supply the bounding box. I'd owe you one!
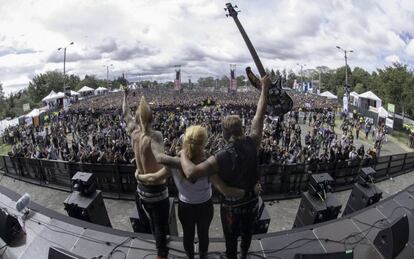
[385,55,400,64]
[0,0,413,95]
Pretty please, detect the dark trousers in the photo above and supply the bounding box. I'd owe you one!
[220,199,258,259]
[142,198,170,258]
[178,199,213,259]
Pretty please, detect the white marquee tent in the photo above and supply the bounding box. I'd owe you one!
[94,87,108,95]
[358,91,382,109]
[70,90,80,96]
[78,86,94,93]
[319,91,338,99]
[42,90,57,102]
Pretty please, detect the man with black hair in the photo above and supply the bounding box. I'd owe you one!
[180,75,270,259]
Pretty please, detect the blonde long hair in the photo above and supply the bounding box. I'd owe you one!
[136,96,152,135]
[183,125,208,161]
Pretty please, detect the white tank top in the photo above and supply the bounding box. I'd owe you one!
[171,169,212,204]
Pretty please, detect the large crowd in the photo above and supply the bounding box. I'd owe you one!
[1,88,390,167]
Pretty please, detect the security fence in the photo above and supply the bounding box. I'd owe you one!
[1,153,414,201]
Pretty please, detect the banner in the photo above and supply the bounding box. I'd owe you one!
[23,103,30,112]
[343,96,349,113]
[174,69,181,91]
[229,69,237,92]
[387,103,395,113]
[386,118,394,128]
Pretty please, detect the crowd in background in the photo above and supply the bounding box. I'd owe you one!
[0,88,390,167]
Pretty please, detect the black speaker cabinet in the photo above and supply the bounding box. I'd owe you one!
[373,215,409,259]
[254,196,271,234]
[293,191,342,228]
[343,182,382,216]
[131,197,178,236]
[64,190,112,228]
[0,208,23,245]
[48,246,87,259]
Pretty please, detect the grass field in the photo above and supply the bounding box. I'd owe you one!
[0,144,11,155]
[391,130,412,148]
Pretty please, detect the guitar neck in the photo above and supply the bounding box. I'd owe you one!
[232,16,266,77]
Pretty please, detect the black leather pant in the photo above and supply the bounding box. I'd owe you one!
[220,199,258,259]
[178,199,213,259]
[141,197,170,258]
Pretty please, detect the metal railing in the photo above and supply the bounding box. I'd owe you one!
[1,153,414,201]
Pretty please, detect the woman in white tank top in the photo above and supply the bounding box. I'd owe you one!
[138,125,245,259]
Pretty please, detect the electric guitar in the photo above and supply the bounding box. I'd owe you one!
[225,3,293,116]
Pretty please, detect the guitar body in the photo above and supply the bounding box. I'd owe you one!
[226,3,293,116]
[246,67,293,116]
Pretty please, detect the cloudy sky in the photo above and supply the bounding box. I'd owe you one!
[1,0,414,95]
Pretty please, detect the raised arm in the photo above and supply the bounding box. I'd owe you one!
[121,85,135,134]
[249,75,271,148]
[151,131,181,169]
[180,152,218,182]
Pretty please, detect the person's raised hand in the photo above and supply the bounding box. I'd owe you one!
[260,74,271,93]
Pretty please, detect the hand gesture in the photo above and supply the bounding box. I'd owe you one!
[121,85,129,96]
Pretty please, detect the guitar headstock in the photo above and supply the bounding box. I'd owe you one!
[224,3,239,18]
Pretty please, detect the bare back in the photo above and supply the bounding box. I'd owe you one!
[131,129,166,185]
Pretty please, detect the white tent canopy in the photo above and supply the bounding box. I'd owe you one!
[378,106,389,118]
[319,91,337,99]
[70,90,80,96]
[78,86,95,93]
[95,87,107,91]
[54,92,66,99]
[358,90,382,109]
[350,91,359,98]
[42,90,57,102]
[350,91,359,106]
[26,108,40,118]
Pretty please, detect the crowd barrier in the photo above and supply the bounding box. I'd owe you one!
[1,153,414,201]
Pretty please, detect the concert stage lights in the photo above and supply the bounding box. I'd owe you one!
[293,173,342,228]
[343,167,382,216]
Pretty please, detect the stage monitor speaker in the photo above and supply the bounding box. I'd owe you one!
[0,208,23,245]
[294,250,353,258]
[254,196,270,234]
[343,182,382,216]
[373,215,409,259]
[293,191,342,228]
[48,246,87,259]
[64,190,111,228]
[131,197,178,236]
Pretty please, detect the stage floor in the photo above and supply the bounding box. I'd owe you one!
[1,169,414,237]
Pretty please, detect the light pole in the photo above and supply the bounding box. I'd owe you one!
[104,64,113,89]
[58,41,74,94]
[336,46,353,114]
[296,63,306,91]
[336,46,353,91]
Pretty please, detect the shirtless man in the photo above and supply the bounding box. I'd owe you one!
[124,86,176,259]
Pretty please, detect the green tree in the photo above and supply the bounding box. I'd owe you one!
[236,75,246,87]
[0,83,4,100]
[377,63,414,116]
